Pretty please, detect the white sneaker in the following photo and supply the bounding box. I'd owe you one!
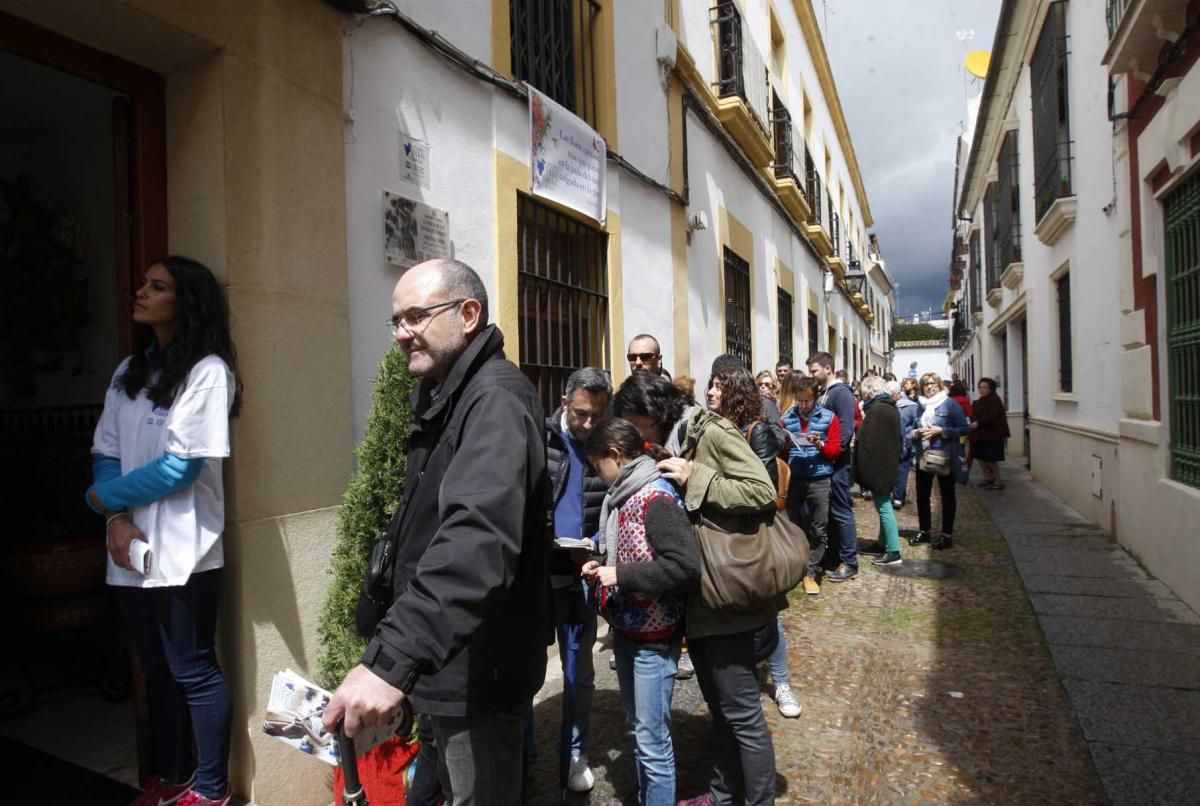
[774,683,802,718]
[567,755,595,792]
[675,651,695,680]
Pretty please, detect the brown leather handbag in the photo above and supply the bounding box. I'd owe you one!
[691,508,809,611]
[689,421,808,611]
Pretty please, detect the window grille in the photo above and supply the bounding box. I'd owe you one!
[997,130,1022,269]
[771,94,793,180]
[984,183,1001,290]
[806,160,823,229]
[828,208,840,258]
[510,0,601,126]
[1031,1,1072,222]
[712,1,769,134]
[1165,170,1200,488]
[808,310,819,360]
[969,231,982,313]
[723,246,752,368]
[1056,273,1073,393]
[841,336,848,374]
[777,288,793,365]
[517,193,610,415]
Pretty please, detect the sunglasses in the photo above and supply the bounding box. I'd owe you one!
[627,352,659,363]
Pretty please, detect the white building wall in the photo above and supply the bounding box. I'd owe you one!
[344,1,880,439]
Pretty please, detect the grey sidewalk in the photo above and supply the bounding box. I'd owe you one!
[974,462,1200,805]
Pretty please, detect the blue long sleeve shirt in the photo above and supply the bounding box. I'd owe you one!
[87,452,205,512]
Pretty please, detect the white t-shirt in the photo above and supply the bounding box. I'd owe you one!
[92,354,235,588]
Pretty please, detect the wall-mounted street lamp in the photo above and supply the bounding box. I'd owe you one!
[844,260,867,296]
[686,210,708,245]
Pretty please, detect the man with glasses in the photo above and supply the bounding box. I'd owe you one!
[324,259,550,805]
[627,334,670,379]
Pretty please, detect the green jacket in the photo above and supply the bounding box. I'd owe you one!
[679,408,780,639]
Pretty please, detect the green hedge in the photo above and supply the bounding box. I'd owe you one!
[317,347,416,687]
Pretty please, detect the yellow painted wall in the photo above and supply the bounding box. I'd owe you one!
[1,2,352,803]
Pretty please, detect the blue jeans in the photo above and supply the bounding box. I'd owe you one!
[829,462,858,571]
[114,569,231,799]
[893,454,911,503]
[554,584,596,777]
[765,617,789,685]
[613,633,681,806]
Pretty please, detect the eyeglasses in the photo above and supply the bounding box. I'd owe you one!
[387,299,465,336]
[627,352,659,364]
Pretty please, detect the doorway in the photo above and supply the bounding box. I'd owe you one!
[1019,316,1030,467]
[0,11,166,792]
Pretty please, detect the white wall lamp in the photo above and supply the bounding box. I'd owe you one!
[686,210,708,245]
[822,267,835,302]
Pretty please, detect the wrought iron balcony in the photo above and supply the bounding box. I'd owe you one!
[712,1,770,135]
[1106,0,1131,39]
[807,171,823,228]
[828,209,841,258]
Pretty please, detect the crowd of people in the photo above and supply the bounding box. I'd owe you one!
[89,257,1008,806]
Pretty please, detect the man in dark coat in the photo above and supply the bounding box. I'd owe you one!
[542,367,610,791]
[324,259,550,804]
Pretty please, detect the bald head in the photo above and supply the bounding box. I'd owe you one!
[391,259,489,381]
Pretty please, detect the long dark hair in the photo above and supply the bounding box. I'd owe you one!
[584,416,670,463]
[710,366,761,430]
[611,371,691,441]
[118,256,243,416]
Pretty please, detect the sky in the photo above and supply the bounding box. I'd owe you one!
[817,0,1001,317]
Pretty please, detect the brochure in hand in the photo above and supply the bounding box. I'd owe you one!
[553,536,595,551]
[262,669,406,766]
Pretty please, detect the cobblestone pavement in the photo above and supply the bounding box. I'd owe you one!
[525,477,1104,804]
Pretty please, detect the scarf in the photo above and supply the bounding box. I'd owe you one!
[918,390,949,449]
[597,454,662,559]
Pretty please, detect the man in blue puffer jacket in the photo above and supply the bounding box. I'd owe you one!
[779,375,843,594]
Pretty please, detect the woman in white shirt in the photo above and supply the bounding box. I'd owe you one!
[87,256,241,806]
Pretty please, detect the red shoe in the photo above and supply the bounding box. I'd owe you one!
[176,789,231,806]
[129,774,195,806]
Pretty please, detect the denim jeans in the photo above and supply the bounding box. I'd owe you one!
[828,462,858,571]
[873,493,901,552]
[613,633,681,806]
[689,629,777,806]
[765,617,790,685]
[554,583,596,776]
[893,454,911,504]
[431,704,524,805]
[785,475,831,575]
[114,569,231,799]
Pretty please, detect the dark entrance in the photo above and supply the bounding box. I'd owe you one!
[0,10,166,790]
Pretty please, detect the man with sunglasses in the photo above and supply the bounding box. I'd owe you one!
[627,334,671,379]
[324,259,550,805]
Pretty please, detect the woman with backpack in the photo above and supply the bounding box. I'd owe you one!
[580,417,700,806]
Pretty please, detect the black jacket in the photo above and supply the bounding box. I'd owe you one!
[854,395,901,495]
[361,326,551,717]
[545,415,607,578]
[744,420,784,487]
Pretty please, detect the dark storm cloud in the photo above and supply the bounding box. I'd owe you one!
[818,0,1000,316]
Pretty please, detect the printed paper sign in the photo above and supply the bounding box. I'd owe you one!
[399,130,430,189]
[383,190,450,269]
[528,86,607,225]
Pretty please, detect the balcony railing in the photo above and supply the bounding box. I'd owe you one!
[712,1,770,135]
[1106,0,1132,38]
[807,170,824,229]
[828,211,841,258]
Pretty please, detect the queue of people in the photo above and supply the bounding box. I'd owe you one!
[90,256,998,806]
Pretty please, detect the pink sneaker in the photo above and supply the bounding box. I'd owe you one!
[676,796,712,806]
[176,789,231,806]
[129,774,194,806]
